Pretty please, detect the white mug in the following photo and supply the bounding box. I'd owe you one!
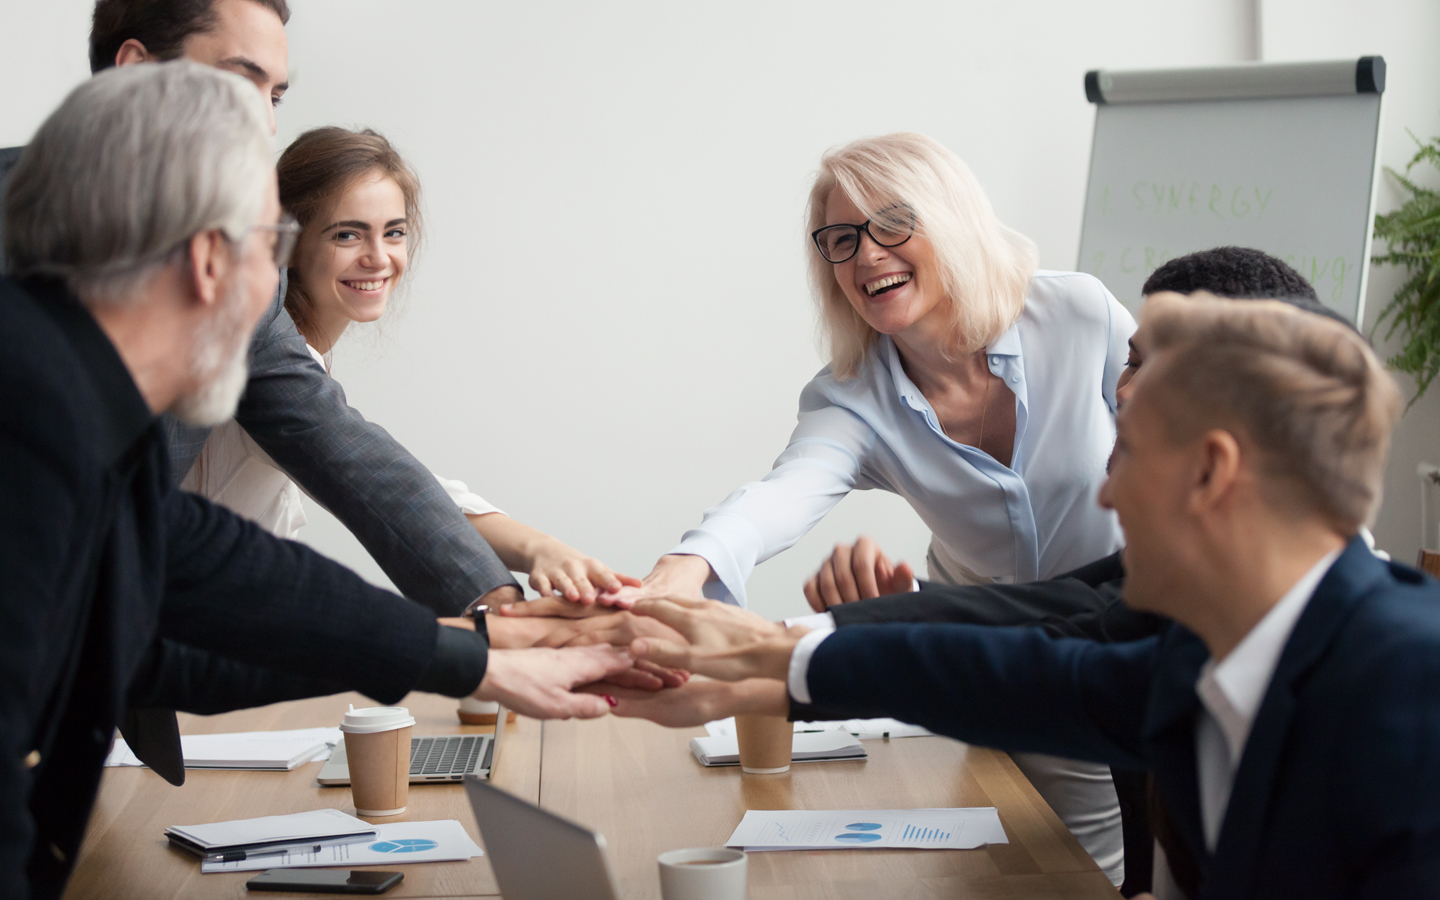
[657,847,746,900]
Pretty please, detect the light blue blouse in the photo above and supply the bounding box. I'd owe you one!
[671,270,1136,607]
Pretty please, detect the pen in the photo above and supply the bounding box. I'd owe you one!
[203,833,376,863]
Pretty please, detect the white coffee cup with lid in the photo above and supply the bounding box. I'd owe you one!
[339,705,416,816]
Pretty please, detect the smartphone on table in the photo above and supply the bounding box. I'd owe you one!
[246,869,403,894]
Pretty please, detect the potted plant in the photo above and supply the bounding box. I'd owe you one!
[1374,133,1440,402]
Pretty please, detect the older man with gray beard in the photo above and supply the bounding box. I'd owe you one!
[0,61,633,900]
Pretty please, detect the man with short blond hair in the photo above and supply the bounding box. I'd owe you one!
[614,296,1440,897]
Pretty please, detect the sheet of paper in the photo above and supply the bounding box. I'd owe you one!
[724,808,1007,851]
[690,730,866,766]
[704,717,931,740]
[202,820,482,872]
[106,727,340,769]
[171,808,371,850]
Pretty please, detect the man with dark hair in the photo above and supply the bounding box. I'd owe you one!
[90,0,290,75]
[1140,245,1319,301]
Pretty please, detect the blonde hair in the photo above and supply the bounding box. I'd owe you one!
[806,133,1038,379]
[1138,295,1401,532]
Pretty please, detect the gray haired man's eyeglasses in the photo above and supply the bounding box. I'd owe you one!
[246,214,302,268]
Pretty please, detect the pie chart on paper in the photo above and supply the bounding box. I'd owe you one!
[370,839,440,854]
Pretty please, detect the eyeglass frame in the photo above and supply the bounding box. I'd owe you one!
[810,215,914,264]
[243,213,302,268]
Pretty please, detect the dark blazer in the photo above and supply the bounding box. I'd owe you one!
[2,144,514,617]
[793,537,1440,898]
[828,550,1166,643]
[0,275,477,900]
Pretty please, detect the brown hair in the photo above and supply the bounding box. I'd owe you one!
[90,0,291,73]
[1136,295,1400,532]
[277,126,423,336]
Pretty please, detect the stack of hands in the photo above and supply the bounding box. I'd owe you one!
[461,537,906,726]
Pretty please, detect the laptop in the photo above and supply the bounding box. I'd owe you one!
[464,776,622,900]
[317,705,506,785]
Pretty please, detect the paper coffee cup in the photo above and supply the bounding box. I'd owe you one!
[657,848,746,900]
[734,714,792,774]
[339,705,415,816]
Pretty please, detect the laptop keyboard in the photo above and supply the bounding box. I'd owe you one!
[410,735,486,777]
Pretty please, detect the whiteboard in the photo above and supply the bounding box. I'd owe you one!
[1076,63,1383,323]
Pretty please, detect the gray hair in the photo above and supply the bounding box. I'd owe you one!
[3,60,272,304]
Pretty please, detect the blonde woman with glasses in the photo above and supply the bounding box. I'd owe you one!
[615,133,1135,882]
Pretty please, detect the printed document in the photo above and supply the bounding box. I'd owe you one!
[724,808,1007,851]
[202,819,482,872]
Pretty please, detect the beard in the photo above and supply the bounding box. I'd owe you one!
[169,267,256,427]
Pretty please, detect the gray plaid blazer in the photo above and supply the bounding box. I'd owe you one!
[2,145,516,616]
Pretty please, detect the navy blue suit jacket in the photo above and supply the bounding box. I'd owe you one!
[793,537,1440,898]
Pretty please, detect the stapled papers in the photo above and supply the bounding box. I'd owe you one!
[167,808,376,861]
[200,819,483,872]
[704,717,931,741]
[724,808,1007,851]
[690,730,867,766]
[107,727,340,770]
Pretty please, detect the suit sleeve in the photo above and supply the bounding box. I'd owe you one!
[1341,629,1440,897]
[126,639,350,713]
[0,432,81,900]
[791,623,1157,769]
[156,489,485,705]
[828,552,1166,643]
[172,288,517,616]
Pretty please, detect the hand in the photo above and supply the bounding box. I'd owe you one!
[494,595,616,620]
[584,677,789,727]
[527,538,641,603]
[474,646,633,719]
[627,597,802,682]
[597,659,691,691]
[596,554,713,608]
[802,536,916,612]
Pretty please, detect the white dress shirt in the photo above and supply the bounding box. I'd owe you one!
[180,344,502,540]
[670,271,1134,606]
[1194,548,1340,852]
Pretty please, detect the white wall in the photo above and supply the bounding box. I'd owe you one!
[1262,0,1440,567]
[16,1,1435,623]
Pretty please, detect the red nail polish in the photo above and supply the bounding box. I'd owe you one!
[605,694,618,707]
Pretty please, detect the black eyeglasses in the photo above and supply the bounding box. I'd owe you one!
[811,207,915,263]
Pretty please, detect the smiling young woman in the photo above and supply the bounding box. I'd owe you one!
[623,133,1137,884]
[182,126,636,604]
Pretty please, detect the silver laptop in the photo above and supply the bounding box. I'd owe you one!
[317,705,506,785]
[464,776,621,900]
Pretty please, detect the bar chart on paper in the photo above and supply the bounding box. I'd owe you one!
[725,808,1007,851]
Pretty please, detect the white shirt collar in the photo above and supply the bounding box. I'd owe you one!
[1195,547,1342,765]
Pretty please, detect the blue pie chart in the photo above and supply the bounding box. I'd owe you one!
[835,833,881,843]
[846,823,883,831]
[370,839,439,854]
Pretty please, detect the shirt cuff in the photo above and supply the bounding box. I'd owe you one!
[414,625,489,697]
[786,627,835,706]
[783,611,836,631]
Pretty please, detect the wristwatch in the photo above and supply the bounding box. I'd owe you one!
[463,598,490,642]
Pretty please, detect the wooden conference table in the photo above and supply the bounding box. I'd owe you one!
[63,692,1117,899]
